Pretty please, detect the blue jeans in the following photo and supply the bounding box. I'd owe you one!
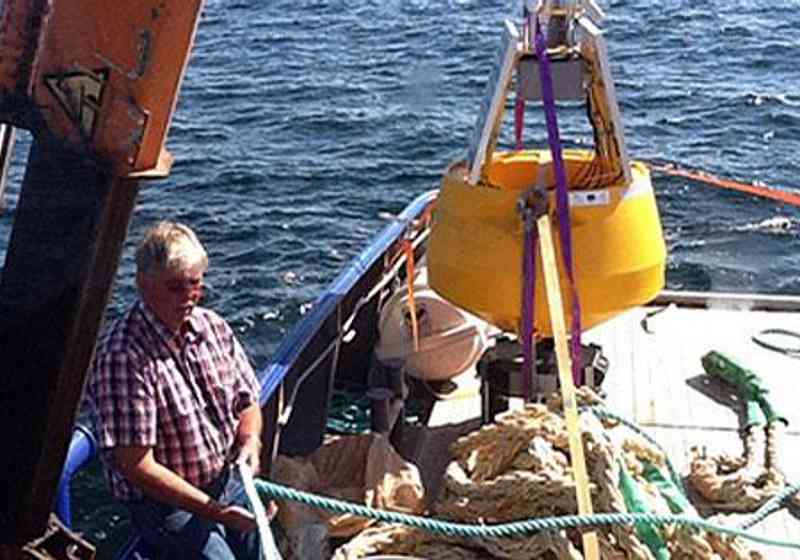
[127,467,261,559]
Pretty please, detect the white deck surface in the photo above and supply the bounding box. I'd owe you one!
[417,298,800,558]
[587,302,800,559]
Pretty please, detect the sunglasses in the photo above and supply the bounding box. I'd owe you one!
[164,276,204,294]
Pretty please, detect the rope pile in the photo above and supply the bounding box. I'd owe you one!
[331,388,763,559]
[688,351,799,513]
[688,427,787,512]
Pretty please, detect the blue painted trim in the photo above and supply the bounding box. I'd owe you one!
[256,190,436,403]
[56,424,97,528]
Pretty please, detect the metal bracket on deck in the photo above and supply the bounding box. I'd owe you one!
[20,514,95,560]
[478,336,609,423]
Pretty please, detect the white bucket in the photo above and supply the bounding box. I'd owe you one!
[375,270,489,381]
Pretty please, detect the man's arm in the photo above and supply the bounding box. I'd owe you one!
[232,402,278,519]
[112,446,256,532]
[234,402,263,474]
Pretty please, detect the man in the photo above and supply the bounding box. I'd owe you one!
[85,221,267,558]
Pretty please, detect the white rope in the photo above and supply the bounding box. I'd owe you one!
[238,462,282,560]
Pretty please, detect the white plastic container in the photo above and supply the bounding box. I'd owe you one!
[375,269,489,381]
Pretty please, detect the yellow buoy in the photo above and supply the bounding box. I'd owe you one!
[427,149,667,336]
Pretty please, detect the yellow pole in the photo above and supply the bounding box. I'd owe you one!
[536,212,600,559]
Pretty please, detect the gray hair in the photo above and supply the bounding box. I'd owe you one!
[135,221,209,277]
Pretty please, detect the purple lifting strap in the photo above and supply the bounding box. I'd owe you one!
[533,17,584,386]
[521,208,538,400]
[514,95,525,151]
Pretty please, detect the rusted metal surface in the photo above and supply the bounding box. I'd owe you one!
[33,0,203,175]
[19,514,95,560]
[0,138,140,544]
[0,0,51,122]
[0,0,206,549]
[0,0,203,175]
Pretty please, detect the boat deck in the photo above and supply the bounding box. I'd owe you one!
[594,296,800,559]
[410,292,800,558]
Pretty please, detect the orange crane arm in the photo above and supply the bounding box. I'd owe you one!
[0,0,203,176]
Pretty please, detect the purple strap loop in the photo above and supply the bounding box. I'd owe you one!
[532,16,584,386]
[514,95,525,151]
[520,206,538,400]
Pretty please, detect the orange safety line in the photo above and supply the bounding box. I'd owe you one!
[403,239,420,351]
[647,163,800,207]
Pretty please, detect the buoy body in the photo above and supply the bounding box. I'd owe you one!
[427,150,667,335]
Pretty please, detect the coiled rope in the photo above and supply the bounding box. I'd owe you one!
[751,328,800,356]
[251,403,800,551]
[740,480,800,530]
[583,406,684,488]
[584,406,800,531]
[251,478,799,550]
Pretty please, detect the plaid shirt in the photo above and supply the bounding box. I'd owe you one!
[85,300,260,502]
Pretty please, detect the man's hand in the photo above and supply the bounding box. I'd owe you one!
[207,500,258,532]
[112,446,259,532]
[266,499,278,520]
[234,434,262,475]
[234,403,263,474]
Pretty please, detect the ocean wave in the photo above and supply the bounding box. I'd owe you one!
[733,216,796,234]
[744,92,800,107]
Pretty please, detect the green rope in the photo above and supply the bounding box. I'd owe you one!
[740,481,800,530]
[617,461,669,559]
[583,406,684,489]
[586,405,800,532]
[277,400,798,549]
[752,328,800,356]
[252,478,799,549]
[641,461,691,514]
[326,391,372,434]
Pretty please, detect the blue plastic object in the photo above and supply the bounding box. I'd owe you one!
[56,424,97,527]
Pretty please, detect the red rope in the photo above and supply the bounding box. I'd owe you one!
[403,239,419,351]
[647,163,800,207]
